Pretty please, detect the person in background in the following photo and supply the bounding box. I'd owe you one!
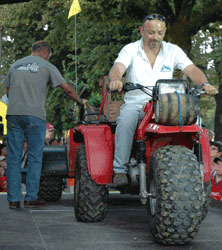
[1,94,8,105]
[108,13,218,186]
[211,156,222,201]
[4,40,87,209]
[51,138,63,145]
[210,141,222,174]
[1,136,7,145]
[208,130,215,142]
[0,156,7,192]
[45,123,55,145]
[0,144,6,158]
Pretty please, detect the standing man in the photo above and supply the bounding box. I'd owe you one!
[109,14,218,186]
[4,41,87,208]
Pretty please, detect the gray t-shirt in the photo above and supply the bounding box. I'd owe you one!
[4,55,66,121]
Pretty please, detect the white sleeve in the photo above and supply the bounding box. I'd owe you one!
[174,45,193,71]
[114,44,134,69]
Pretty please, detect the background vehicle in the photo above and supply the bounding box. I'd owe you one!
[21,143,69,202]
[70,77,211,245]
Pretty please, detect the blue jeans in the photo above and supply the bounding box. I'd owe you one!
[6,115,46,202]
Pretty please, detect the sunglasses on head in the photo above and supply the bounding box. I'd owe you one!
[144,14,166,23]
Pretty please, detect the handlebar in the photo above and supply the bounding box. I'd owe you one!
[189,87,206,97]
[123,82,144,91]
[108,82,205,98]
[107,82,144,92]
[107,82,153,97]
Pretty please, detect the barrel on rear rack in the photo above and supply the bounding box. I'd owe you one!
[154,93,199,126]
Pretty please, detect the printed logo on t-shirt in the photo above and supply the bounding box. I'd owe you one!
[160,65,171,72]
[15,63,39,73]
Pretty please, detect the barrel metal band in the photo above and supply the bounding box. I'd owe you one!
[175,91,182,128]
[166,93,172,124]
[184,94,190,125]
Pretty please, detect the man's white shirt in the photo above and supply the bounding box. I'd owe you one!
[115,39,193,107]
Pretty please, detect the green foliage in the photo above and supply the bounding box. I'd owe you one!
[0,0,222,134]
[190,22,222,130]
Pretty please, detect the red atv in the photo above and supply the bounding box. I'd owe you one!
[69,77,211,245]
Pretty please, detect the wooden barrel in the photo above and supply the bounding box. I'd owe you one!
[154,93,199,126]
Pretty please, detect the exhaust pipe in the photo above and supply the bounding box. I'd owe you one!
[136,140,149,204]
[139,162,149,204]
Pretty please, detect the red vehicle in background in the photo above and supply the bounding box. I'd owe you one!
[67,77,211,245]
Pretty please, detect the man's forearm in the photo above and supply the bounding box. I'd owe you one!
[61,83,82,104]
[109,62,126,81]
[184,64,218,95]
[183,65,208,86]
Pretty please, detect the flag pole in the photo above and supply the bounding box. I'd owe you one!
[74,14,78,90]
[68,0,81,91]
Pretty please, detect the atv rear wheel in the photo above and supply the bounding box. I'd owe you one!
[147,145,204,245]
[39,176,63,202]
[74,143,108,222]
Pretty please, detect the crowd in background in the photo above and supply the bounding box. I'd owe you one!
[0,142,7,192]
[209,131,222,201]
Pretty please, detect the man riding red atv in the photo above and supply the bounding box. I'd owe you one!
[69,77,213,245]
[70,13,218,245]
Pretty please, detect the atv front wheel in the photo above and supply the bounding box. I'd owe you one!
[202,180,211,220]
[39,176,63,202]
[74,143,108,222]
[147,145,204,245]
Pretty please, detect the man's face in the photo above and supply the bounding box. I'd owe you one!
[140,20,166,50]
[210,145,221,158]
[0,146,6,157]
[216,161,222,177]
[0,166,5,177]
[45,130,54,141]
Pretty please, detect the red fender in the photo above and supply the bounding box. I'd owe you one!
[77,124,113,184]
[201,127,211,182]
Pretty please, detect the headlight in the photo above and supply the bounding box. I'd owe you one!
[158,82,186,94]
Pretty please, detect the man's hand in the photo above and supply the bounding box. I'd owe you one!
[81,99,88,109]
[109,79,123,92]
[202,84,218,95]
[81,99,88,105]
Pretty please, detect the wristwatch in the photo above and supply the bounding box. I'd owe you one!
[201,82,210,88]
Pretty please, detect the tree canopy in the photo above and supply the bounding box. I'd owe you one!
[0,0,222,135]
[0,0,31,4]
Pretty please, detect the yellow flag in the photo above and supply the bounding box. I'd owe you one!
[68,0,81,19]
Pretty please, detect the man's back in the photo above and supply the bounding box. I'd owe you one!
[4,55,65,120]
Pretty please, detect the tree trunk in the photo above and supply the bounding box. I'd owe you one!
[214,85,222,141]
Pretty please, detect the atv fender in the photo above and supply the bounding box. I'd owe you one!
[21,145,68,177]
[76,124,113,184]
[200,127,211,182]
[41,145,68,176]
